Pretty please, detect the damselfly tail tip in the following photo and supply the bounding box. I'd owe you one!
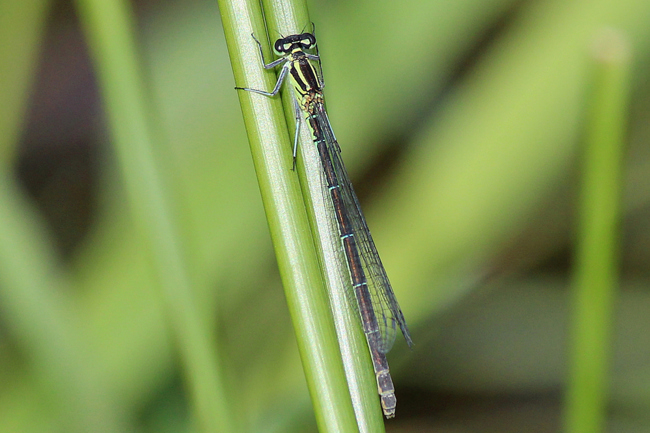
[381,394,397,419]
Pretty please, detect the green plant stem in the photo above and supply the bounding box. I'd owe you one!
[72,0,234,431]
[218,0,365,431]
[565,29,631,433]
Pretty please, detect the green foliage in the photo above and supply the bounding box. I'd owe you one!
[1,0,649,431]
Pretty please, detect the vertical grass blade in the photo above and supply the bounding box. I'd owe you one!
[73,0,234,431]
[218,0,360,430]
[565,29,632,433]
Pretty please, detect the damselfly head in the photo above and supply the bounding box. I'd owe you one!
[274,33,317,55]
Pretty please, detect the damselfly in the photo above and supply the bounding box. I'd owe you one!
[236,31,413,418]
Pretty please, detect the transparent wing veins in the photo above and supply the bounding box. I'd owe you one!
[315,104,413,353]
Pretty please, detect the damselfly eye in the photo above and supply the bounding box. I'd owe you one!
[299,33,316,49]
[274,39,289,53]
[306,33,316,47]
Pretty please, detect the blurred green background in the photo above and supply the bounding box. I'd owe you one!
[2,0,650,431]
